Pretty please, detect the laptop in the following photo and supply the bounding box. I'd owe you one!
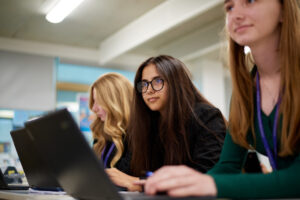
[10,128,62,191]
[25,108,214,200]
[0,168,28,190]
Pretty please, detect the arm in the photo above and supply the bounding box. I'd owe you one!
[143,133,300,198]
[189,106,227,172]
[212,154,300,198]
[198,131,300,198]
[106,168,142,191]
[107,139,142,191]
[143,130,247,196]
[144,156,300,198]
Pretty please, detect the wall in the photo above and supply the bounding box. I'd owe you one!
[0,51,55,111]
[188,57,230,119]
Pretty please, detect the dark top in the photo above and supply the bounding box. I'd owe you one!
[186,103,226,172]
[93,138,131,174]
[208,103,300,198]
[94,103,226,175]
[148,102,226,173]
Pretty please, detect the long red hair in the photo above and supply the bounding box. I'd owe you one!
[227,0,300,156]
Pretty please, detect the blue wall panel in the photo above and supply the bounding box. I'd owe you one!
[57,63,135,85]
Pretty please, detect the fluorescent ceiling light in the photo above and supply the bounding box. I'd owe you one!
[0,110,14,118]
[46,0,85,23]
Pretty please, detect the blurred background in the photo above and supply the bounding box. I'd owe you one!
[0,0,231,172]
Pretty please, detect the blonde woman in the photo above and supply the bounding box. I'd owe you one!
[89,72,133,174]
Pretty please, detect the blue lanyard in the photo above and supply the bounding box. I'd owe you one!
[256,72,281,171]
[101,143,115,168]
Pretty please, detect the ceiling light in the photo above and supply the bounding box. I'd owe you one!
[0,110,14,118]
[46,0,85,24]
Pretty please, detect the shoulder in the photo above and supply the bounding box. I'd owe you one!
[191,102,226,137]
[187,103,226,151]
[193,102,223,121]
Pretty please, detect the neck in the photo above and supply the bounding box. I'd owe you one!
[159,109,167,119]
[253,50,281,78]
[251,36,282,115]
[250,31,281,78]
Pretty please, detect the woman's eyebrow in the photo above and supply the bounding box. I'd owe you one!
[141,76,161,82]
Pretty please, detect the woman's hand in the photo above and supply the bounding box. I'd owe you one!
[106,168,142,191]
[143,165,217,197]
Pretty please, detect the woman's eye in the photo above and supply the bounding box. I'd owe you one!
[154,78,163,84]
[227,6,233,12]
[224,4,233,12]
[247,0,255,4]
[142,82,148,87]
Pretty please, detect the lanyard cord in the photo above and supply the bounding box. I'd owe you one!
[256,72,281,170]
[101,143,116,168]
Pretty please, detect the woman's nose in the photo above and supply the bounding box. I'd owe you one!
[231,4,246,21]
[146,84,155,94]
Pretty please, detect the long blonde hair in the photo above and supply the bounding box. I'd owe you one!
[89,73,133,167]
[227,0,300,156]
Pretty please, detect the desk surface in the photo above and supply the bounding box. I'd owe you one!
[2,190,297,200]
[0,190,219,200]
[0,190,74,200]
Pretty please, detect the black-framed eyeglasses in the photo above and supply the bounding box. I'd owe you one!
[136,77,164,93]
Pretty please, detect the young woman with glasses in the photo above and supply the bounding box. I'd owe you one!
[106,55,226,191]
[142,0,300,198]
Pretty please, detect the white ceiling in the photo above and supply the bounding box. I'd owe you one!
[0,0,225,71]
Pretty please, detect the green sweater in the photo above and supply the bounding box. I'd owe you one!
[208,105,300,199]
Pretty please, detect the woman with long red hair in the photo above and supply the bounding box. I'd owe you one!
[143,0,300,198]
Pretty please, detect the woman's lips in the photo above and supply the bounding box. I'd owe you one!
[235,24,252,33]
[148,97,159,102]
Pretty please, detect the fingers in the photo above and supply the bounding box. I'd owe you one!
[167,184,200,197]
[144,165,217,197]
[166,174,217,197]
[149,173,216,197]
[144,166,198,195]
[147,165,191,183]
[134,179,146,185]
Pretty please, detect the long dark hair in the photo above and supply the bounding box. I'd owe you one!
[128,55,214,176]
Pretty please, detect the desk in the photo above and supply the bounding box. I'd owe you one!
[0,190,74,200]
[3,190,294,200]
[0,190,220,200]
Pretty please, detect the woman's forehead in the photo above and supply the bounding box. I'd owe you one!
[142,64,161,80]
